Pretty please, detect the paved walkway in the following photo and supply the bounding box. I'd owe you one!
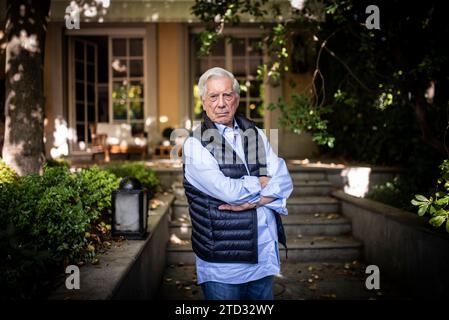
[159,261,408,300]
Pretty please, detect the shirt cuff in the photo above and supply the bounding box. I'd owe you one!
[263,198,288,215]
[242,176,262,204]
[260,181,280,197]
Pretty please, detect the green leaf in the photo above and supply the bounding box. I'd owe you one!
[417,204,428,217]
[435,196,449,206]
[411,199,423,206]
[415,194,429,202]
[446,219,449,233]
[429,215,446,228]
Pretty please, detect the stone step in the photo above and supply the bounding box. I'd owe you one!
[290,171,327,183]
[169,213,351,240]
[292,180,334,196]
[166,236,362,265]
[172,196,340,219]
[287,196,340,214]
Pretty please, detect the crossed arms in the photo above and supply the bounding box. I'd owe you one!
[183,128,293,214]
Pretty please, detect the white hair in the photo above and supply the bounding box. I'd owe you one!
[198,67,240,99]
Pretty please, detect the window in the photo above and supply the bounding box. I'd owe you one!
[192,35,265,128]
[110,37,145,135]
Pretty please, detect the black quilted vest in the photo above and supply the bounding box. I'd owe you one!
[183,113,287,263]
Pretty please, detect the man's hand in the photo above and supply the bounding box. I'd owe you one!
[218,202,257,211]
[218,196,276,211]
[259,176,271,189]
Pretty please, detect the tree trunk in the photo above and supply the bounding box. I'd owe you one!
[2,0,51,175]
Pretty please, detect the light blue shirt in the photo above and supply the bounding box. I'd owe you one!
[183,120,293,284]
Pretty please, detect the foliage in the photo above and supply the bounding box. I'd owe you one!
[192,0,449,165]
[0,163,121,299]
[104,162,160,197]
[76,166,120,219]
[268,93,334,147]
[411,160,449,233]
[0,158,18,184]
[45,157,71,169]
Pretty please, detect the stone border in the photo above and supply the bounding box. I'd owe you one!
[333,190,449,298]
[49,193,175,300]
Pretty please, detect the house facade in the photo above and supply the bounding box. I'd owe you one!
[3,0,320,160]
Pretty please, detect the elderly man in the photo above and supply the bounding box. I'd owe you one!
[182,67,293,300]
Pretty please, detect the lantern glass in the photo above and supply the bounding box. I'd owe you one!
[114,193,140,232]
[112,176,148,239]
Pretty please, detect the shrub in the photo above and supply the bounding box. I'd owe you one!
[0,158,18,184]
[45,157,71,169]
[76,166,120,219]
[0,163,120,299]
[104,162,160,197]
[411,160,449,233]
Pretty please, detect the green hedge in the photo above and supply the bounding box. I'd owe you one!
[103,162,160,198]
[0,160,162,299]
[0,160,161,299]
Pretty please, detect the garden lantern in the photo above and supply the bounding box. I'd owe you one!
[112,176,148,239]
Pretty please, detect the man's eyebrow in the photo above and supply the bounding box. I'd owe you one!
[208,91,234,95]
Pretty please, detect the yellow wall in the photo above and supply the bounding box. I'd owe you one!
[157,23,181,134]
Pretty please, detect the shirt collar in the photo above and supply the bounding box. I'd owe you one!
[214,119,239,136]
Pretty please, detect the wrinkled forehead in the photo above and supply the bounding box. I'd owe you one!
[205,76,234,94]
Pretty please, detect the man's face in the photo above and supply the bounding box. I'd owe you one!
[202,76,239,127]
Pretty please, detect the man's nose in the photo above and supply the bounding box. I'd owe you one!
[217,94,225,107]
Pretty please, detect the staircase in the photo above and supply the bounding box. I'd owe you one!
[166,167,362,266]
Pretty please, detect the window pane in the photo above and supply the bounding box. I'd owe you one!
[87,64,95,83]
[232,38,246,57]
[210,58,226,69]
[249,38,263,56]
[76,82,85,101]
[249,101,264,119]
[87,44,95,62]
[76,124,85,142]
[112,59,127,77]
[129,81,144,100]
[87,84,95,103]
[233,58,246,77]
[249,58,262,76]
[211,38,225,56]
[129,60,143,77]
[75,61,84,81]
[74,41,84,60]
[113,101,127,120]
[112,81,128,100]
[87,104,96,122]
[238,101,247,116]
[130,100,144,120]
[98,85,109,122]
[76,103,85,122]
[249,80,263,98]
[129,38,143,56]
[113,38,127,56]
